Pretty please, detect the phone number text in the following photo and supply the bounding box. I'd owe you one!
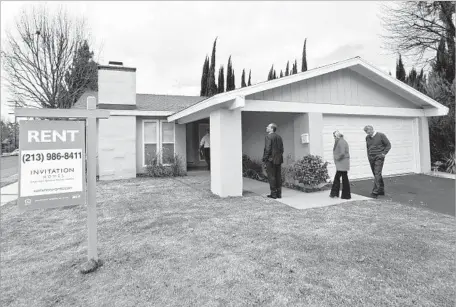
[22,152,82,164]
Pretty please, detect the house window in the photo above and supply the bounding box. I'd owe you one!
[143,120,158,166]
[142,120,175,166]
[161,120,175,165]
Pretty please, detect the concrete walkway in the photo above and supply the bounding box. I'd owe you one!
[1,182,18,206]
[242,177,369,210]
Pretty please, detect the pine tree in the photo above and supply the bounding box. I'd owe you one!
[232,70,235,90]
[285,61,290,76]
[273,69,277,79]
[206,38,218,96]
[248,70,251,86]
[241,69,246,87]
[396,54,406,82]
[301,38,308,72]
[280,70,283,78]
[218,65,225,93]
[200,56,209,96]
[64,40,98,107]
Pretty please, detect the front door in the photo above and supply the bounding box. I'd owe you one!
[198,123,209,161]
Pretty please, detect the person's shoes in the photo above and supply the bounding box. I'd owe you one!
[276,195,282,199]
[370,193,378,199]
[341,196,351,200]
[378,191,385,196]
[329,194,339,198]
[267,194,277,199]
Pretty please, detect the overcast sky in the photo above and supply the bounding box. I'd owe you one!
[1,1,402,120]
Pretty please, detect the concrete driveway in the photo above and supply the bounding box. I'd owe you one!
[350,174,455,216]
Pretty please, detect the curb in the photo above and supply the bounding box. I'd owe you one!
[426,172,456,180]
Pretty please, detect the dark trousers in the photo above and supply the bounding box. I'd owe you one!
[330,171,351,199]
[203,148,210,170]
[368,155,385,195]
[266,162,282,196]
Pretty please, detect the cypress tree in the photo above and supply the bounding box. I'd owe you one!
[200,56,209,96]
[396,54,406,82]
[280,70,283,78]
[433,37,452,81]
[226,56,233,91]
[268,65,274,81]
[218,65,225,93]
[273,69,277,79]
[232,70,235,90]
[301,38,308,72]
[241,69,246,87]
[407,67,418,87]
[248,70,251,86]
[292,59,298,74]
[206,37,218,96]
[285,61,289,76]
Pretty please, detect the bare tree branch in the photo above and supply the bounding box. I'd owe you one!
[1,4,95,109]
[379,1,455,73]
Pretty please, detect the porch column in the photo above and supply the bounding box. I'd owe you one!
[418,117,431,173]
[210,108,243,197]
[307,113,324,156]
[293,114,309,160]
[293,113,324,159]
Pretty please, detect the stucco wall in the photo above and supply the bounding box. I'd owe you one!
[175,123,187,171]
[98,68,136,105]
[247,68,419,109]
[241,112,297,163]
[98,116,136,180]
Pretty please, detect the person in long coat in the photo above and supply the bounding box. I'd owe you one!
[329,130,351,199]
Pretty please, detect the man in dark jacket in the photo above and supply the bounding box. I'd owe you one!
[262,123,284,199]
[364,125,391,198]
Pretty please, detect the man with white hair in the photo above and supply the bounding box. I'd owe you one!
[364,125,391,198]
[262,123,284,199]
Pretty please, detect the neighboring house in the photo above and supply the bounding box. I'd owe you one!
[73,57,448,198]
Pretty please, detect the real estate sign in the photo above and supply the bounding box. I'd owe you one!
[18,120,86,210]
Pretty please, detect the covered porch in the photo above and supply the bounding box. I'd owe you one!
[169,94,324,198]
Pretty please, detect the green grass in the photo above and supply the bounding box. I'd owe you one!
[1,175,455,307]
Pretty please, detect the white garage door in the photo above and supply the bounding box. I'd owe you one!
[323,115,419,180]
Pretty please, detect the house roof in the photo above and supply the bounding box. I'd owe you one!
[167,56,449,122]
[73,90,206,112]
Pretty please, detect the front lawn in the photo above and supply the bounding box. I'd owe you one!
[1,176,455,307]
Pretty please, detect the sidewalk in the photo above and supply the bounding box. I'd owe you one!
[1,182,18,206]
[243,178,369,210]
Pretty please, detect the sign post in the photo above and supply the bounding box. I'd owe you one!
[86,98,98,265]
[14,97,109,273]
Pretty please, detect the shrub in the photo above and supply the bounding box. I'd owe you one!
[444,151,456,174]
[145,150,187,177]
[242,154,267,181]
[292,155,330,187]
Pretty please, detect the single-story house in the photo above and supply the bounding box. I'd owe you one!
[73,56,449,197]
